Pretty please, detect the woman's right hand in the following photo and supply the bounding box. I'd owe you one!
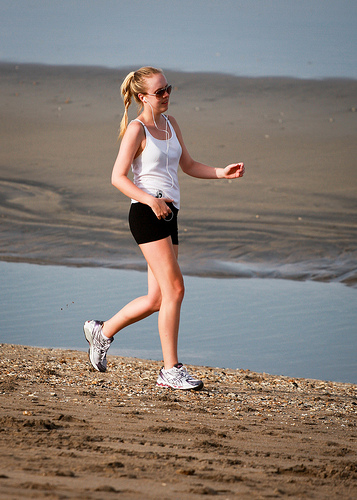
[148,197,173,220]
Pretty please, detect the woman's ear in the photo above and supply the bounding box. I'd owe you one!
[138,93,146,103]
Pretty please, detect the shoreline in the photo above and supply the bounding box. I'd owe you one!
[2,60,357,82]
[0,343,356,499]
[1,254,357,288]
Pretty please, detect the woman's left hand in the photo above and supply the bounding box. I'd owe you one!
[223,163,245,179]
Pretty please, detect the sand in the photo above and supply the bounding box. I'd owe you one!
[0,344,356,499]
[0,63,356,283]
[0,63,357,498]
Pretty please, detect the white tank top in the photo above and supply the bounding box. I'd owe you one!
[130,116,182,209]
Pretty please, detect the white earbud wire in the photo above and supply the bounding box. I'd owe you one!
[145,100,174,190]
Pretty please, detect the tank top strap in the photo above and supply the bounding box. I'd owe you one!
[131,118,146,136]
[163,114,171,128]
[133,118,145,126]
[163,115,176,137]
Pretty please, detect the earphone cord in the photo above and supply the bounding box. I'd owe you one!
[147,102,174,189]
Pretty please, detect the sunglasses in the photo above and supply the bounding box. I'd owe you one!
[146,84,172,98]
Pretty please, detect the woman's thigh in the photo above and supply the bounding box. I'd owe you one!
[141,239,182,297]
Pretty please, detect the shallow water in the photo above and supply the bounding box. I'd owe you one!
[1,0,356,79]
[1,261,356,384]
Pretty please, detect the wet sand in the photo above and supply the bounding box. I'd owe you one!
[0,63,356,283]
[0,344,356,499]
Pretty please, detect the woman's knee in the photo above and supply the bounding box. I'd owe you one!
[179,280,185,302]
[158,278,184,305]
[146,290,162,313]
[172,278,185,303]
[150,281,184,310]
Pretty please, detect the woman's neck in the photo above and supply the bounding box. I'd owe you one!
[140,109,164,127]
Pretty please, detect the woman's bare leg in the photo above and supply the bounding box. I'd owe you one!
[101,239,182,369]
[102,264,162,338]
[139,238,184,370]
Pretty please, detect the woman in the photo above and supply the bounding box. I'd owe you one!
[84,66,244,390]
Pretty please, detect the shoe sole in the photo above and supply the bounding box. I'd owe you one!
[83,322,106,372]
[156,381,204,391]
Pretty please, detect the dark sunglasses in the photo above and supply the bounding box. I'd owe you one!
[146,84,172,98]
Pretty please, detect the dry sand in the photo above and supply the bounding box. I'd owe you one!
[0,344,356,499]
[0,64,357,498]
[0,63,356,283]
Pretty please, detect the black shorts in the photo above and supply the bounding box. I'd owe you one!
[128,202,179,245]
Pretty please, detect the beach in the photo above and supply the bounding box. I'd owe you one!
[0,63,356,283]
[0,343,356,499]
[0,64,357,498]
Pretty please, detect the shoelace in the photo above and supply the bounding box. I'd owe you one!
[178,366,201,384]
[167,366,196,384]
[93,332,111,360]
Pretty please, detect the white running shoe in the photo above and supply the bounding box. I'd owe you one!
[156,363,204,391]
[83,320,113,372]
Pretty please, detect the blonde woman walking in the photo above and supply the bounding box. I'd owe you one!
[84,67,244,390]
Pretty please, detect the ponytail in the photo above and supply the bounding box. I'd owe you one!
[118,66,163,140]
[118,72,135,140]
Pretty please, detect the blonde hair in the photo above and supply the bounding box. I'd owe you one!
[118,66,163,140]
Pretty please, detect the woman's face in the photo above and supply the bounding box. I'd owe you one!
[143,73,170,112]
